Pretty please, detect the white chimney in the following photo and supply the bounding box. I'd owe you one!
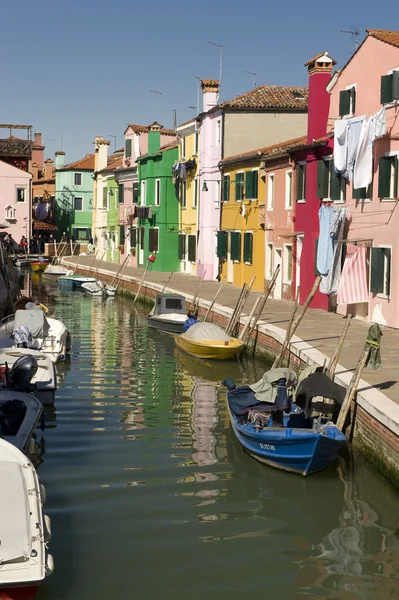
[94,136,110,171]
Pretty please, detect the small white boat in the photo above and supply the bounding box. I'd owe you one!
[0,389,42,455]
[0,348,57,406]
[0,438,54,599]
[43,263,69,276]
[81,280,106,296]
[148,294,189,334]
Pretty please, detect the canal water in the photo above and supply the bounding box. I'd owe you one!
[24,273,399,600]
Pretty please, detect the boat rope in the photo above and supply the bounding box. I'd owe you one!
[366,339,380,348]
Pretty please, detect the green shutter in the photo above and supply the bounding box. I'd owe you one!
[130,227,137,247]
[178,234,185,259]
[252,171,258,199]
[236,173,244,201]
[125,138,132,158]
[245,171,256,199]
[223,175,230,201]
[243,232,253,264]
[350,87,356,114]
[330,160,341,200]
[217,231,228,259]
[381,74,393,104]
[393,71,399,101]
[188,235,196,262]
[316,160,330,198]
[393,155,399,198]
[339,90,351,116]
[230,232,241,261]
[118,183,124,204]
[353,186,366,200]
[296,164,305,200]
[378,157,391,198]
[384,248,391,296]
[370,248,385,293]
[119,225,125,243]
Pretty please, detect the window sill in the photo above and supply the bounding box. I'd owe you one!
[380,198,398,202]
[266,206,274,211]
[353,198,371,203]
[283,279,292,285]
[285,205,293,210]
[296,199,306,204]
[244,262,252,266]
[376,294,390,300]
[192,206,197,209]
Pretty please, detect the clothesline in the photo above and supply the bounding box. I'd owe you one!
[338,238,373,247]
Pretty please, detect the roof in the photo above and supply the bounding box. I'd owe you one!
[220,85,309,111]
[58,154,95,171]
[32,176,55,185]
[177,118,196,129]
[367,29,399,48]
[100,156,124,174]
[137,140,178,161]
[32,219,58,231]
[125,123,176,136]
[304,51,337,67]
[220,135,308,167]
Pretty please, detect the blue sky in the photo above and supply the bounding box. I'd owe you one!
[2,0,399,162]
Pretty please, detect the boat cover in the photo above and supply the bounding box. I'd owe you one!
[223,378,292,416]
[14,310,50,339]
[0,461,31,563]
[295,370,346,417]
[249,368,297,404]
[181,322,230,342]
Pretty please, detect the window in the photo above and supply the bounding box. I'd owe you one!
[222,175,230,202]
[267,174,275,209]
[243,232,253,264]
[339,85,356,117]
[283,244,293,282]
[130,227,137,247]
[230,231,241,262]
[188,235,196,262]
[149,228,159,252]
[266,243,273,278]
[181,137,186,159]
[246,170,258,200]
[102,187,108,209]
[216,231,228,259]
[285,170,293,209]
[72,228,89,240]
[181,180,187,208]
[194,132,199,155]
[119,225,125,244]
[34,196,39,203]
[133,182,139,204]
[216,120,221,146]
[178,234,186,260]
[125,138,132,158]
[155,179,160,206]
[74,196,83,211]
[74,173,82,186]
[235,172,244,201]
[371,247,391,297]
[193,178,198,208]
[118,183,124,204]
[353,183,372,201]
[296,163,306,202]
[16,188,26,203]
[316,159,346,202]
[378,155,398,199]
[380,71,399,104]
[141,181,146,205]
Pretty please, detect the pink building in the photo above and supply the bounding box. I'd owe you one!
[115,123,176,265]
[327,30,399,327]
[31,133,45,169]
[0,160,32,245]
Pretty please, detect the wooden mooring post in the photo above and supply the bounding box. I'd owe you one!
[204,277,226,323]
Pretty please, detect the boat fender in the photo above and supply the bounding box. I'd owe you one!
[38,304,49,313]
[46,553,55,576]
[44,514,52,542]
[39,483,46,505]
[27,437,38,456]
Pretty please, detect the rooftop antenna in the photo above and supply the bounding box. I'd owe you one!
[150,90,163,123]
[340,29,360,51]
[207,41,223,99]
[46,138,56,152]
[193,75,201,114]
[108,135,117,153]
[60,133,64,150]
[173,109,177,132]
[244,70,257,88]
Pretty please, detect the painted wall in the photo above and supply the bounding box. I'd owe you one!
[328,35,399,328]
[55,168,93,241]
[219,161,264,291]
[177,123,198,275]
[106,175,120,263]
[0,160,31,243]
[224,112,308,157]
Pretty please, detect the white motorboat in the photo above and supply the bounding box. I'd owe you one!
[0,438,54,599]
[81,280,106,296]
[0,389,43,455]
[0,308,71,363]
[148,294,190,334]
[0,348,57,406]
[43,263,69,276]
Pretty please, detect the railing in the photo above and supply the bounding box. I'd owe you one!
[0,139,32,158]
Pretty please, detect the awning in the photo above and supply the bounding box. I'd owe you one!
[32,220,58,231]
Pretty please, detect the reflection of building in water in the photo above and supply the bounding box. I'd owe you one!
[190,379,218,467]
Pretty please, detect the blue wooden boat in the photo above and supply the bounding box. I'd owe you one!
[223,369,346,476]
[58,274,96,289]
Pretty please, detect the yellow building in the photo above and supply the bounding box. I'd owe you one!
[176,119,199,275]
[218,152,265,292]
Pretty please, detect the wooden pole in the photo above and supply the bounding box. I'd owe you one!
[95,251,106,278]
[161,271,174,294]
[225,284,247,334]
[273,286,300,368]
[226,276,256,336]
[192,269,207,312]
[204,277,226,322]
[87,252,98,277]
[114,256,131,291]
[336,343,370,431]
[133,258,151,304]
[110,255,129,287]
[242,265,281,345]
[70,240,73,256]
[72,250,83,275]
[239,296,261,341]
[327,314,352,378]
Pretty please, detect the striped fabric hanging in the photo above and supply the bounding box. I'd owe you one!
[336,244,369,305]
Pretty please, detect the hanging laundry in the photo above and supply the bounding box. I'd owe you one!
[336,244,369,305]
[373,106,386,139]
[334,120,349,175]
[353,117,374,190]
[320,207,347,295]
[317,204,334,276]
[346,117,365,181]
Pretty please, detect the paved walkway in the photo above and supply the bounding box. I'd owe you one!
[64,256,399,407]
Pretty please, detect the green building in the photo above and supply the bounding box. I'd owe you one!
[54,151,94,242]
[96,152,124,263]
[136,123,179,272]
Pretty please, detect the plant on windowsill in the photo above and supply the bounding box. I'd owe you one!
[118,245,125,253]
[130,248,136,256]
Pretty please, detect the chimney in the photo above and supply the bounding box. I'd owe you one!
[201,79,219,113]
[44,158,54,180]
[34,133,42,146]
[305,51,336,144]
[148,122,162,155]
[93,136,110,172]
[32,132,45,168]
[31,162,39,180]
[55,151,65,169]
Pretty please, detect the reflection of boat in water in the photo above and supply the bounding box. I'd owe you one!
[54,353,71,384]
[175,323,244,360]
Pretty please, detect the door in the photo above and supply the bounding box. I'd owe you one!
[274,248,282,299]
[227,233,234,283]
[295,235,303,299]
[139,227,145,266]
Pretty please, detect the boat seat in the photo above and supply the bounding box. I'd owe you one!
[0,461,31,563]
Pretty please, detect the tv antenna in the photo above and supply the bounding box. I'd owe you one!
[340,29,359,50]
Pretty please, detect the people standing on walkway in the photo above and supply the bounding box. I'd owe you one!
[61,231,68,243]
[19,236,28,254]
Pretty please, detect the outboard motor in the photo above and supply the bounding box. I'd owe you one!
[8,355,38,393]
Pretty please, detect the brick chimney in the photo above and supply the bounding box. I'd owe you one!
[31,162,39,180]
[32,132,45,168]
[94,136,110,172]
[201,80,219,113]
[44,158,54,180]
[305,52,336,144]
[148,122,162,155]
[55,151,65,169]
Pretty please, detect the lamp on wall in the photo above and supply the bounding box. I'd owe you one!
[202,181,208,192]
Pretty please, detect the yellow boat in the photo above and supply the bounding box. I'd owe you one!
[174,322,244,360]
[30,261,48,272]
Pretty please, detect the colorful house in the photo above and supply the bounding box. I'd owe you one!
[115,123,176,266]
[55,150,94,242]
[0,160,32,244]
[176,118,199,274]
[31,158,57,238]
[136,123,179,272]
[98,151,124,262]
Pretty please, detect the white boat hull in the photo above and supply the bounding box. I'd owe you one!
[0,390,43,454]
[0,348,57,405]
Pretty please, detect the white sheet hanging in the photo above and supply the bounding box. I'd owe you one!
[353,117,374,190]
[334,120,349,174]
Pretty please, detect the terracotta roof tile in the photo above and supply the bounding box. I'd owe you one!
[220,135,308,166]
[177,118,196,129]
[367,29,399,48]
[58,154,95,171]
[100,156,124,173]
[126,123,176,136]
[304,51,337,67]
[221,85,308,111]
